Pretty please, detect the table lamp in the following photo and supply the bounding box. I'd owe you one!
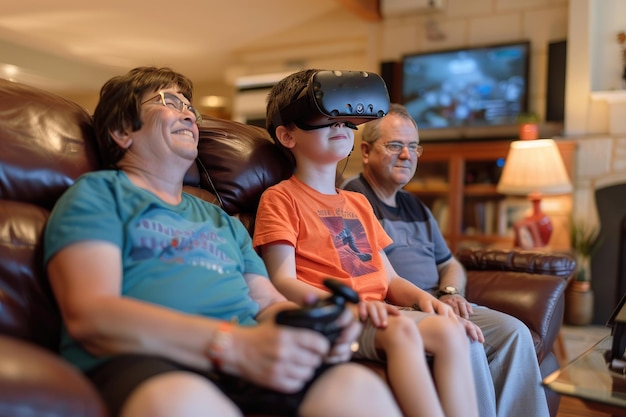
[497,139,573,248]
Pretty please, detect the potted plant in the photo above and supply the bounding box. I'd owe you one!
[516,112,540,140]
[565,219,602,325]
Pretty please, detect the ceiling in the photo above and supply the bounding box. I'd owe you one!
[0,0,378,94]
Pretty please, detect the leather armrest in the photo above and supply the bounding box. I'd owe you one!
[456,247,576,277]
[0,335,107,417]
[457,248,575,362]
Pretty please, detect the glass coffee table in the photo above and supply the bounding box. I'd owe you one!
[543,335,626,416]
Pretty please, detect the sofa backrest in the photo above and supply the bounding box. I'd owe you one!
[0,79,99,349]
[0,78,293,351]
[195,117,293,234]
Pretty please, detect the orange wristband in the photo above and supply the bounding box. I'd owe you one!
[206,321,233,371]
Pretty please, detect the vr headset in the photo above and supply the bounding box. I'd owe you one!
[272,70,390,130]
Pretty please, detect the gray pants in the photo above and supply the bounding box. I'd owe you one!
[470,305,550,417]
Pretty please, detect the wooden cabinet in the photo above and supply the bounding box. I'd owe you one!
[404,140,576,252]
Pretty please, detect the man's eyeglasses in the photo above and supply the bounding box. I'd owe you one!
[141,92,202,123]
[379,142,423,156]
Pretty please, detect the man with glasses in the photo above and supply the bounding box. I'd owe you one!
[343,103,550,417]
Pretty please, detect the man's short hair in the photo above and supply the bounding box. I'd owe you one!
[361,103,418,145]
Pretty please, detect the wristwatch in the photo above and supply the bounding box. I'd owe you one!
[436,286,459,298]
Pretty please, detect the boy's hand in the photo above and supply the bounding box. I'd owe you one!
[459,317,484,343]
[413,295,455,318]
[357,300,400,328]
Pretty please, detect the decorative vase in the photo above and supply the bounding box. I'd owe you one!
[565,280,594,326]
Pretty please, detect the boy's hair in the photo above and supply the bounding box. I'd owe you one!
[265,69,320,166]
[93,66,195,168]
[265,69,320,143]
[361,103,418,145]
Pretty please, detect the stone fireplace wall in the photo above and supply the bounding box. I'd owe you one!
[570,93,626,324]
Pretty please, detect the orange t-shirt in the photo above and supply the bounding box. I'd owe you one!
[253,176,392,301]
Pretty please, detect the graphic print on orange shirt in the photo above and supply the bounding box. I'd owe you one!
[320,216,377,277]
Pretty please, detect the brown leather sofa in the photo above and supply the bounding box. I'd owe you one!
[0,78,575,417]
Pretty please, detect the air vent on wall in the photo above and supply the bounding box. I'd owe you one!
[233,71,294,124]
[380,0,444,17]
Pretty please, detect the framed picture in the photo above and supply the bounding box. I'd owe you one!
[513,219,543,249]
[498,198,531,237]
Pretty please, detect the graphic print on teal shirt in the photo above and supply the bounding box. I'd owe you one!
[320,216,377,276]
[131,209,235,274]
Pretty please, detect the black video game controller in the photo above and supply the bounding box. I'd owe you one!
[275,278,360,344]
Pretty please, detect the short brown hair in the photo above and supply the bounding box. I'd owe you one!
[93,66,194,168]
[265,69,322,141]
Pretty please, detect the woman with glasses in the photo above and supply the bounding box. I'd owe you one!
[43,66,403,417]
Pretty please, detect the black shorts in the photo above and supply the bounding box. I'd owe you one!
[86,354,331,417]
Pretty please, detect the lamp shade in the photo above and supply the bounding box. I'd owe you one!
[497,139,572,195]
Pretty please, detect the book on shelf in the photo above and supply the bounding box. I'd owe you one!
[431,198,449,234]
[463,200,497,235]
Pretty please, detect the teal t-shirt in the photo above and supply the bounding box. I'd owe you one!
[44,170,267,371]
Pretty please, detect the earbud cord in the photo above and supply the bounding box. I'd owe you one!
[338,152,351,180]
[195,157,225,209]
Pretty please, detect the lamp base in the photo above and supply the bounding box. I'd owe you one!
[513,194,552,249]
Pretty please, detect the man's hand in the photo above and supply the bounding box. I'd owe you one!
[440,294,474,319]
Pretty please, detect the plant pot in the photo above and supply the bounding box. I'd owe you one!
[518,123,539,140]
[565,281,594,325]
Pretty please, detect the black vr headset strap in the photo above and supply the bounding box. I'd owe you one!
[272,88,312,129]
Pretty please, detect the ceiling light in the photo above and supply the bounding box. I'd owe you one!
[200,95,228,108]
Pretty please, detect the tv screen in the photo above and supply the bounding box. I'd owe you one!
[401,41,530,136]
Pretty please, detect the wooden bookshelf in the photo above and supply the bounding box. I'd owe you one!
[404,139,576,252]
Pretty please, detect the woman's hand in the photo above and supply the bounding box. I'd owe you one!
[324,307,362,364]
[299,293,362,364]
[223,320,331,393]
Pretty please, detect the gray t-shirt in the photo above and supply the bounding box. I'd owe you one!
[343,174,451,294]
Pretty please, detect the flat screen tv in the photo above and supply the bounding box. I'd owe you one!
[401,41,530,140]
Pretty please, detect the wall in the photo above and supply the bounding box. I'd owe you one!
[565,0,626,324]
[228,0,570,179]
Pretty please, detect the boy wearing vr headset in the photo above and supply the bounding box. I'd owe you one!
[253,69,483,417]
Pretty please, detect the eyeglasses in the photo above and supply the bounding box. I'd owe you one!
[379,142,423,156]
[141,91,202,123]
